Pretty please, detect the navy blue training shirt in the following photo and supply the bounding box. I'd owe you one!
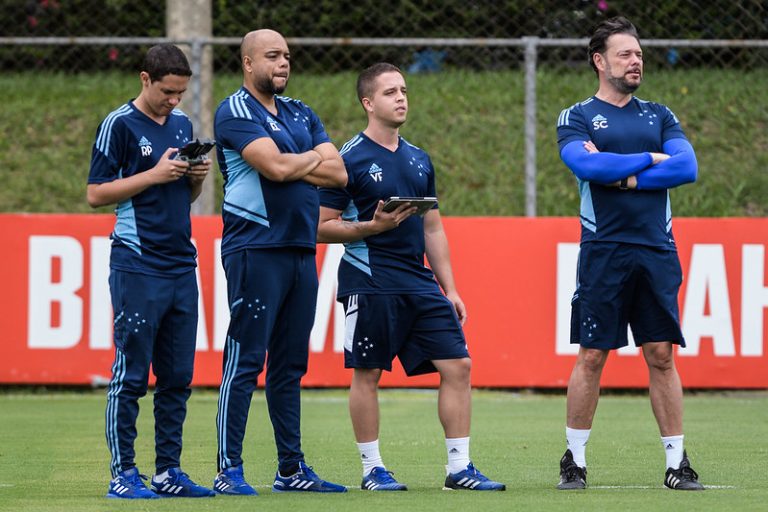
[557,96,688,249]
[319,132,441,299]
[88,102,196,276]
[214,87,331,255]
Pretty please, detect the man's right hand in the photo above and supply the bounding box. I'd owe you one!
[649,152,671,165]
[148,147,192,184]
[369,200,418,234]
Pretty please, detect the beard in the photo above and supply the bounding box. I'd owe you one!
[255,74,287,95]
[607,74,641,94]
[604,61,642,94]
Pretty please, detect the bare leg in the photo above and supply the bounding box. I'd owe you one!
[348,368,382,442]
[566,347,609,429]
[433,358,472,438]
[642,342,683,436]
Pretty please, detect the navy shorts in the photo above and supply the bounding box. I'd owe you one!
[341,293,469,376]
[570,242,685,349]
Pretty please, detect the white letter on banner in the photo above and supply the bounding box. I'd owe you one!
[556,243,580,355]
[310,244,344,353]
[680,244,735,356]
[191,239,209,351]
[741,244,767,356]
[89,236,112,349]
[28,236,83,349]
[213,239,228,351]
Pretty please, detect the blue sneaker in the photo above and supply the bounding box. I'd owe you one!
[213,465,258,496]
[151,467,215,498]
[106,467,159,499]
[444,462,506,491]
[361,466,408,491]
[272,462,347,493]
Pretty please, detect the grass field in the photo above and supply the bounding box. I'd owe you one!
[0,389,766,511]
[2,68,767,216]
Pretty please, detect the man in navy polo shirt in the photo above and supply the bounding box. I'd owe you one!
[318,63,505,492]
[212,29,348,495]
[555,17,703,491]
[88,44,214,499]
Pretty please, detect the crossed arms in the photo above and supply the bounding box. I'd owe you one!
[560,137,698,190]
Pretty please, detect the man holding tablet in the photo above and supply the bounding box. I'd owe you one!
[318,62,505,492]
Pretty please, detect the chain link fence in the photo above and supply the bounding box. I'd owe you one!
[2,0,767,216]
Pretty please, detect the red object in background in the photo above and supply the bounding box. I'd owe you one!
[0,214,766,388]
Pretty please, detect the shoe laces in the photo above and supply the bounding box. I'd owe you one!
[173,470,194,487]
[296,463,320,481]
[677,463,699,481]
[463,463,490,482]
[124,471,150,488]
[371,468,398,484]
[561,461,585,482]
[224,467,247,486]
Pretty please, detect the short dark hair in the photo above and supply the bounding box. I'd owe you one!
[356,62,403,103]
[142,44,192,82]
[587,16,639,74]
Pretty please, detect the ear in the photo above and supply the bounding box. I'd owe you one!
[361,97,374,114]
[593,52,606,72]
[242,55,252,73]
[139,71,151,87]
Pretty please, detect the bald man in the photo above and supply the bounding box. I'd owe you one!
[212,29,348,495]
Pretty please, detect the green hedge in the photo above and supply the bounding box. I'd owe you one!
[2,0,766,72]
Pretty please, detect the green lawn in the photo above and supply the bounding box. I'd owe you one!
[0,389,765,511]
[2,68,767,216]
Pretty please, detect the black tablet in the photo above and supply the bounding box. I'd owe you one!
[382,196,438,216]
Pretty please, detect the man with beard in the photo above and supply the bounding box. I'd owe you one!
[212,29,348,495]
[555,17,703,491]
[317,63,505,492]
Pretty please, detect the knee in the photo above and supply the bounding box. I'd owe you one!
[644,344,675,372]
[353,369,382,391]
[440,358,472,384]
[577,349,607,374]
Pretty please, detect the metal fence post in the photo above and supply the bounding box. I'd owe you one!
[523,36,538,218]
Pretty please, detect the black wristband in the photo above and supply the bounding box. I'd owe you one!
[619,177,629,190]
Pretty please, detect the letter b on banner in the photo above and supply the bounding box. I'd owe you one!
[28,236,83,349]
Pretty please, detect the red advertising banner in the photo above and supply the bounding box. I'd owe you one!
[0,214,766,388]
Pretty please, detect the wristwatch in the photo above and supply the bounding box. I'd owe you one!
[619,177,629,190]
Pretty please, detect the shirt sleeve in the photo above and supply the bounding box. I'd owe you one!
[319,153,354,210]
[660,105,687,143]
[426,155,438,210]
[88,117,126,184]
[306,105,332,148]
[216,114,270,154]
[556,104,591,151]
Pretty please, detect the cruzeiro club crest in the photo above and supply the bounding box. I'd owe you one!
[368,163,383,182]
[138,136,152,157]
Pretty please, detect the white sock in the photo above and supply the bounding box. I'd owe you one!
[566,427,590,468]
[153,469,169,483]
[661,434,684,469]
[357,439,384,476]
[445,436,471,474]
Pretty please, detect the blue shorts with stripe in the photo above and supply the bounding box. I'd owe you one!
[341,293,469,376]
[570,242,685,350]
